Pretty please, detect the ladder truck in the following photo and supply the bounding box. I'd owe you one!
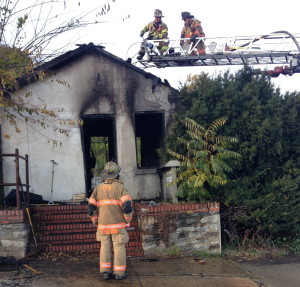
[126,31,300,77]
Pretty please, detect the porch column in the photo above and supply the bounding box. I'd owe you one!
[115,113,138,198]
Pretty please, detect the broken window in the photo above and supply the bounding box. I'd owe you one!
[135,112,164,168]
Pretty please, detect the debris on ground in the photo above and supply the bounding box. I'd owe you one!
[0,256,28,272]
[22,263,43,275]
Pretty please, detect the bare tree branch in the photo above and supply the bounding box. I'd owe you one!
[0,0,118,143]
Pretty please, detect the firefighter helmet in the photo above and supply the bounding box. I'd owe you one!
[181,11,194,20]
[100,161,121,179]
[154,9,164,18]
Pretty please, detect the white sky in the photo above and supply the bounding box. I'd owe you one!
[28,0,300,92]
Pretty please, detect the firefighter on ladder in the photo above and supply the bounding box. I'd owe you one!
[87,161,133,281]
[137,9,169,60]
[180,11,206,55]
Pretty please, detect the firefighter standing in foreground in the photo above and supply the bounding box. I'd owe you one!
[137,9,169,60]
[180,11,206,54]
[87,161,133,281]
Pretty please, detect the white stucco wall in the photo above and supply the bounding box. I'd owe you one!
[2,56,96,201]
[1,49,177,201]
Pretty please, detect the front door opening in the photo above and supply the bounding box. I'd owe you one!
[81,115,116,196]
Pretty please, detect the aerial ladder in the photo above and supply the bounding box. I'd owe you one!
[126,31,300,77]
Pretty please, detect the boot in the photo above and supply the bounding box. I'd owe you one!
[102,272,111,280]
[137,51,145,60]
[115,271,128,280]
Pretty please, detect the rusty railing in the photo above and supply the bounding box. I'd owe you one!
[0,148,29,209]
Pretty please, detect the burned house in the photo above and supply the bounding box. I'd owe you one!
[1,43,179,202]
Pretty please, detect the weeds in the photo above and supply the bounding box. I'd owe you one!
[275,236,300,255]
[194,251,223,259]
[166,246,181,257]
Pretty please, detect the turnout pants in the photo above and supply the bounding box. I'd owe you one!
[98,228,129,276]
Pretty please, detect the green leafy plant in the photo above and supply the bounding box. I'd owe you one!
[168,117,241,201]
[276,236,300,255]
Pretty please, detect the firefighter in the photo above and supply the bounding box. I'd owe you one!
[180,11,206,55]
[87,161,133,281]
[137,9,169,60]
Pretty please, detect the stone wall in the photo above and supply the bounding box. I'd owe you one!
[0,203,221,259]
[0,209,29,259]
[136,202,221,256]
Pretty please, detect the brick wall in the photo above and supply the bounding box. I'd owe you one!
[0,209,26,224]
[0,209,29,259]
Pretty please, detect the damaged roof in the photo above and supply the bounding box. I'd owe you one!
[36,42,173,88]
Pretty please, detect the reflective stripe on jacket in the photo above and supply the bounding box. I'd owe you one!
[141,20,168,40]
[181,18,205,39]
[88,179,133,236]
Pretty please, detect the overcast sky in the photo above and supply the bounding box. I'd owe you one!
[37,0,300,92]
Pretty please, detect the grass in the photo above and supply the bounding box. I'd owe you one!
[192,246,294,262]
[221,245,292,262]
[194,251,223,259]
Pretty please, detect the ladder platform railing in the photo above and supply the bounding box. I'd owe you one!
[126,31,300,69]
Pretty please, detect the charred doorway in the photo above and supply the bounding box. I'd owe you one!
[81,115,116,197]
[135,112,164,168]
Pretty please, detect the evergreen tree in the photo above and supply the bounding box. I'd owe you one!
[165,66,300,246]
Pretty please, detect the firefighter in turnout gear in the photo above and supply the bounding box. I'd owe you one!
[137,9,169,60]
[180,11,206,55]
[87,161,133,281]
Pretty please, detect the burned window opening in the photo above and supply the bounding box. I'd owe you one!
[81,115,116,197]
[135,112,164,168]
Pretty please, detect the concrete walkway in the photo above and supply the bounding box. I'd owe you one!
[1,256,300,286]
[0,256,259,287]
[236,260,300,287]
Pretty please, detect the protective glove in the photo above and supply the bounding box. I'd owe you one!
[140,31,145,37]
[87,203,96,216]
[190,34,198,43]
[122,201,133,214]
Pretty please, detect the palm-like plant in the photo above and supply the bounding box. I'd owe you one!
[168,117,241,201]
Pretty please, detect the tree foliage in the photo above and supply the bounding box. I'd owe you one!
[168,117,241,202]
[90,136,110,177]
[165,66,300,246]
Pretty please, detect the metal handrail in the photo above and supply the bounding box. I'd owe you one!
[0,148,29,209]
